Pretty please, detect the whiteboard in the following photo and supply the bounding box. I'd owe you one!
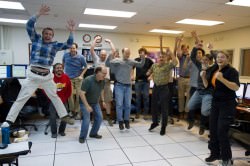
[0,50,13,65]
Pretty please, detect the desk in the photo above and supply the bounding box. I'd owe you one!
[236,106,250,113]
[0,141,31,166]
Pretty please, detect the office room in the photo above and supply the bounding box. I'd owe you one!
[0,0,250,165]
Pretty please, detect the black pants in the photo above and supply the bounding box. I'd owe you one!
[208,99,236,161]
[151,84,169,127]
[168,82,174,117]
[49,102,67,134]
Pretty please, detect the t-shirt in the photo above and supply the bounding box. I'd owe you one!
[134,57,153,82]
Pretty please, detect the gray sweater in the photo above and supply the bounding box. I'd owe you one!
[106,56,145,84]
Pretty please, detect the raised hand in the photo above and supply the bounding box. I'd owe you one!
[38,4,50,16]
[66,19,76,32]
[104,39,111,43]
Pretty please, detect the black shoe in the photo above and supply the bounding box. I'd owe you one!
[119,121,124,130]
[51,133,57,138]
[160,126,166,136]
[205,155,220,162]
[148,123,159,131]
[169,118,174,125]
[59,132,66,136]
[124,120,130,129]
[89,134,102,139]
[187,121,194,130]
[79,137,85,144]
[199,127,205,135]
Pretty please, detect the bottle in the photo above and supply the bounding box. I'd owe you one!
[1,122,10,144]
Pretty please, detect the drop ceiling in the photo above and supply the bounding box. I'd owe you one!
[1,0,250,36]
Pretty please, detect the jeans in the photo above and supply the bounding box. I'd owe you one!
[187,90,212,127]
[114,83,131,122]
[49,102,67,134]
[135,81,150,115]
[79,103,103,139]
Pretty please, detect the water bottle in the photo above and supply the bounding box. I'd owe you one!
[1,122,10,144]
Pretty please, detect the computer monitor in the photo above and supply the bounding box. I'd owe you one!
[0,65,12,79]
[244,83,250,100]
[12,64,28,78]
[236,83,245,99]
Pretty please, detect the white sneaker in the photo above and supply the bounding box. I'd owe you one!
[217,160,232,166]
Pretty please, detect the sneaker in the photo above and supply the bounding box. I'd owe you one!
[79,137,85,144]
[199,127,205,135]
[148,123,159,131]
[51,133,57,138]
[89,134,102,139]
[61,116,75,125]
[59,132,66,136]
[218,160,232,166]
[119,121,124,130]
[187,121,194,130]
[160,126,166,136]
[205,155,220,162]
[124,120,130,129]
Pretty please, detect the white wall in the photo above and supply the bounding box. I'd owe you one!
[1,25,250,82]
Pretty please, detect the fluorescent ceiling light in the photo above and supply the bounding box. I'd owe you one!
[176,19,224,26]
[84,8,136,18]
[149,29,183,34]
[226,0,250,7]
[79,23,117,30]
[0,18,27,24]
[0,1,25,10]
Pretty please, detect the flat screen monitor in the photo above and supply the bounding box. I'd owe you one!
[0,65,12,79]
[244,83,250,100]
[12,64,28,78]
[236,83,245,99]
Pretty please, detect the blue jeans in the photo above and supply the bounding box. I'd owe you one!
[187,90,212,127]
[135,81,150,115]
[114,83,131,122]
[79,103,103,139]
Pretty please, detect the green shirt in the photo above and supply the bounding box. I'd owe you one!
[81,75,105,104]
[149,62,175,86]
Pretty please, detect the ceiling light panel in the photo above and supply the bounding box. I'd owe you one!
[0,18,27,24]
[84,8,136,18]
[226,0,250,7]
[0,1,25,10]
[149,29,183,34]
[176,19,224,26]
[79,23,117,30]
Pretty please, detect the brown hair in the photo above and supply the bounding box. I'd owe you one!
[138,48,148,55]
[42,27,54,37]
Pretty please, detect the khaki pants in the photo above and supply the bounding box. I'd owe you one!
[68,77,83,114]
[178,77,190,113]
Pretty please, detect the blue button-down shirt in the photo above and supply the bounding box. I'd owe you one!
[26,15,73,69]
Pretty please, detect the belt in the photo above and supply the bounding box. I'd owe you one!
[179,76,190,78]
[31,69,50,76]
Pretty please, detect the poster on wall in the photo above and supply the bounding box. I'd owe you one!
[0,50,13,65]
[142,46,169,63]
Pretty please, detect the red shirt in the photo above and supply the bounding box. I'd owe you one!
[53,73,72,103]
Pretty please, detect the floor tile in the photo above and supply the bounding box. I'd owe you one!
[90,149,130,166]
[167,131,201,143]
[19,155,54,166]
[154,143,193,159]
[108,126,138,137]
[168,156,208,166]
[116,136,149,148]
[123,146,163,162]
[142,134,175,145]
[55,140,88,154]
[87,137,120,151]
[180,141,210,155]
[133,160,171,166]
[54,152,93,166]
[28,142,55,156]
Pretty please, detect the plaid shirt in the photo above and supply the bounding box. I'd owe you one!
[26,15,73,68]
[149,62,176,86]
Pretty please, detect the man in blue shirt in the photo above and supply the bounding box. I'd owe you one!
[63,43,87,119]
[4,4,75,125]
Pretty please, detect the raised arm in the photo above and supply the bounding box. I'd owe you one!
[26,4,50,41]
[175,35,184,58]
[167,48,178,66]
[104,39,116,58]
[90,36,101,63]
